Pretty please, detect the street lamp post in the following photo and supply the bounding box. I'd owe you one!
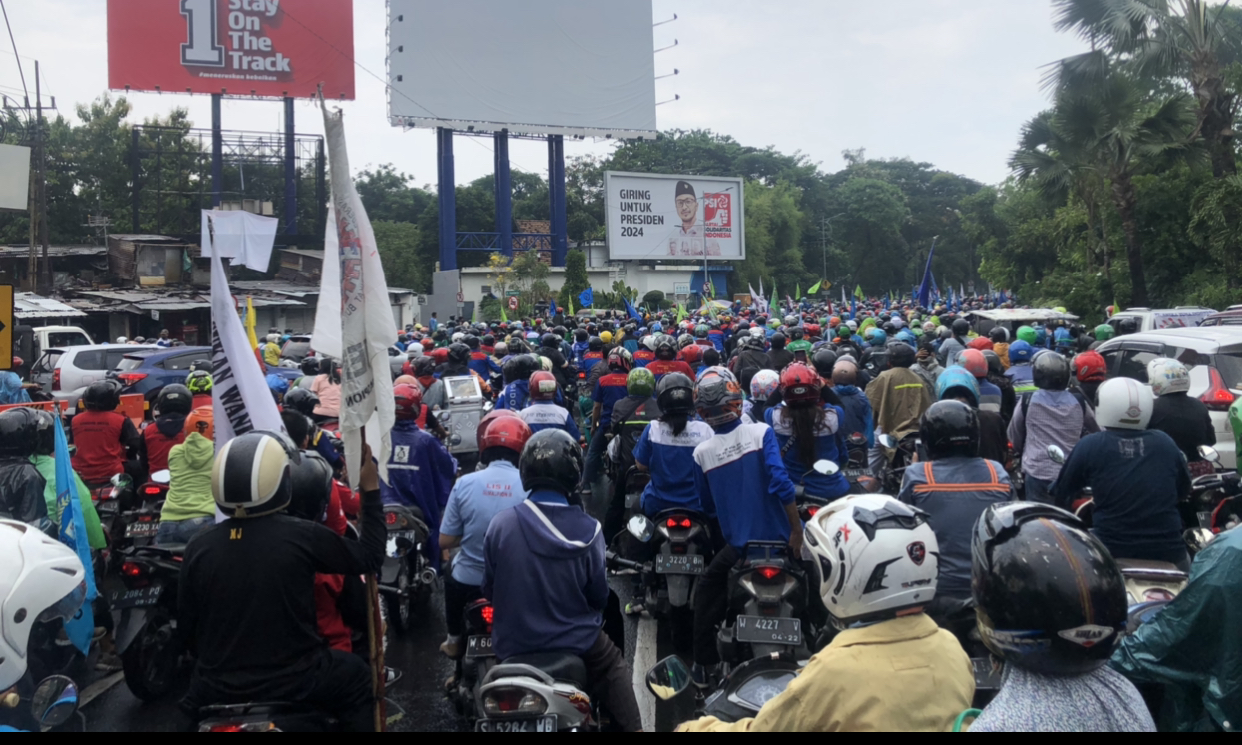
[821,213,847,294]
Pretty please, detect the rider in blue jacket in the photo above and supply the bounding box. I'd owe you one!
[765,363,851,500]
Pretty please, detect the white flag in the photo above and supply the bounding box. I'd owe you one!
[319,102,396,490]
[209,219,284,447]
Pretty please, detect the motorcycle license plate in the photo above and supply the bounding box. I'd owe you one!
[465,635,495,660]
[972,657,1002,691]
[844,468,868,480]
[735,615,802,646]
[654,553,705,575]
[1198,511,1215,529]
[125,520,160,538]
[108,584,162,610]
[476,715,557,733]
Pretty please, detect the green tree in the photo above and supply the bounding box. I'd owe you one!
[558,249,590,310]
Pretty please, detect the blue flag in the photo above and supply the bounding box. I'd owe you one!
[578,287,594,307]
[916,236,939,308]
[622,295,643,323]
[54,415,96,654]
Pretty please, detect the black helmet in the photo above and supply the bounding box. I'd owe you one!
[770,333,787,349]
[464,335,480,350]
[656,372,695,416]
[31,409,56,457]
[189,359,214,373]
[541,333,559,350]
[503,354,540,385]
[284,387,320,417]
[0,408,40,459]
[789,327,804,341]
[981,349,1004,377]
[287,450,334,523]
[952,318,971,337]
[300,356,320,377]
[988,327,1008,343]
[654,334,677,360]
[1033,352,1071,391]
[588,336,603,352]
[413,357,437,378]
[447,343,471,366]
[84,380,122,411]
[920,400,979,460]
[973,502,1127,676]
[519,429,583,496]
[811,348,838,378]
[155,384,194,417]
[482,334,495,346]
[887,341,916,369]
[1117,317,1138,335]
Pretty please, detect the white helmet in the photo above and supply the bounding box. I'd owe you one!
[0,520,87,690]
[451,332,465,343]
[922,322,936,334]
[1096,377,1153,430]
[749,327,764,339]
[1147,358,1190,397]
[211,431,300,518]
[804,494,939,628]
[642,335,658,351]
[116,336,128,344]
[266,333,281,344]
[846,320,858,331]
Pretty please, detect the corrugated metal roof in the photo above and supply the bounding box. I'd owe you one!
[14,292,88,318]
[0,245,108,258]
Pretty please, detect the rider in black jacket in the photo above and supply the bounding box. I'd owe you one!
[179,432,385,731]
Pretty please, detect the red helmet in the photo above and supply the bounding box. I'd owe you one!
[967,337,994,351]
[959,349,988,379]
[529,371,558,401]
[421,338,434,350]
[681,344,704,365]
[478,414,533,455]
[779,363,822,406]
[402,359,416,377]
[476,408,521,444]
[430,347,450,363]
[806,324,821,336]
[1073,351,1108,383]
[393,383,423,420]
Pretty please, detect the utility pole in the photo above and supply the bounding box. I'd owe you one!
[35,60,50,293]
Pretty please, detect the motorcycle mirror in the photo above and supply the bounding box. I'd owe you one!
[151,470,171,485]
[450,435,462,446]
[645,656,692,701]
[1199,446,1220,463]
[110,473,132,488]
[30,675,78,730]
[812,459,839,476]
[627,515,655,543]
[1046,445,1066,465]
[876,434,896,449]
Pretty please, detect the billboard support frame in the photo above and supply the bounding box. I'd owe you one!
[494,130,512,259]
[211,94,222,208]
[284,97,297,236]
[437,128,457,271]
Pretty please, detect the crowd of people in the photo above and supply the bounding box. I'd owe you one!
[1,294,1239,732]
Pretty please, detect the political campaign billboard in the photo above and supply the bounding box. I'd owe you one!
[604,172,745,261]
[107,0,355,99]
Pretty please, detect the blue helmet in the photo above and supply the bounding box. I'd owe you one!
[1035,327,1048,347]
[865,328,888,346]
[265,373,290,396]
[896,329,917,347]
[651,322,663,333]
[936,366,980,406]
[1054,327,1073,349]
[1009,340,1034,364]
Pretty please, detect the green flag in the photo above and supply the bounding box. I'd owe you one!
[854,284,865,300]
[677,303,688,322]
[772,281,777,301]
[796,283,802,300]
[568,295,574,316]
[807,280,822,295]
[500,305,508,323]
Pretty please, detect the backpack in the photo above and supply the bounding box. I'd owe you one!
[736,349,769,390]
[1020,391,1090,438]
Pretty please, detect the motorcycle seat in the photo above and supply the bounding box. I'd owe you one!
[198,702,317,718]
[495,653,589,689]
[1115,558,1187,581]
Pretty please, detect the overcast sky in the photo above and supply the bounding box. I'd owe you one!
[1,0,1089,189]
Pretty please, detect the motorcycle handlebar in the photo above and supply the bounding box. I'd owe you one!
[605,551,647,572]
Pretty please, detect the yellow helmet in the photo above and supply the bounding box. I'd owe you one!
[601,331,613,343]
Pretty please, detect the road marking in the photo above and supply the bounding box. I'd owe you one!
[79,671,125,708]
[632,615,658,732]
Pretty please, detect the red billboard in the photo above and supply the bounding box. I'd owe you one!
[108,0,355,99]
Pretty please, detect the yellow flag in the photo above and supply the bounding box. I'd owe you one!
[245,297,260,350]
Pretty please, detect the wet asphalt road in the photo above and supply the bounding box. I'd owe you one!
[81,577,692,732]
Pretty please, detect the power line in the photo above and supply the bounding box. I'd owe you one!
[0,0,27,104]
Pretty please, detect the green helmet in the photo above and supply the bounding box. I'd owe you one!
[626,367,656,397]
[768,319,781,329]
[1230,398,1242,448]
[1016,326,1038,344]
[1094,323,1115,341]
[186,370,213,394]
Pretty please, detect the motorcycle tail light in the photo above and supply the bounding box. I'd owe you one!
[807,506,820,517]
[481,604,495,627]
[483,687,548,716]
[201,722,278,733]
[144,486,162,496]
[756,566,782,581]
[138,515,154,523]
[121,562,144,578]
[385,512,399,526]
[665,516,692,529]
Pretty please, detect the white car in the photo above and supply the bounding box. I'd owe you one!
[1109,307,1216,333]
[31,344,158,414]
[1096,327,1242,469]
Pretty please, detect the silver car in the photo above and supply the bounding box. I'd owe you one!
[31,344,158,414]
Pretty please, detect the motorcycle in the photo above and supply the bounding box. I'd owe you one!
[794,460,847,521]
[842,434,882,494]
[0,674,82,733]
[877,433,920,494]
[119,469,170,551]
[446,598,498,725]
[473,653,598,732]
[1181,450,1240,555]
[715,542,813,668]
[196,703,339,733]
[379,504,436,634]
[644,654,801,725]
[109,545,189,701]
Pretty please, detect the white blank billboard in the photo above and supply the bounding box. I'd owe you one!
[387,0,657,138]
[0,145,31,212]
[605,172,745,261]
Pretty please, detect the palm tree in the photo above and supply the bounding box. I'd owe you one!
[1012,73,1195,306]
[1050,0,1241,178]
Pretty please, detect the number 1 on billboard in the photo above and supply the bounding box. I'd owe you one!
[181,0,225,67]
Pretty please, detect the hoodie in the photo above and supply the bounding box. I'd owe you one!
[482,491,607,660]
[495,380,530,411]
[0,372,31,405]
[161,432,217,522]
[834,385,875,448]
